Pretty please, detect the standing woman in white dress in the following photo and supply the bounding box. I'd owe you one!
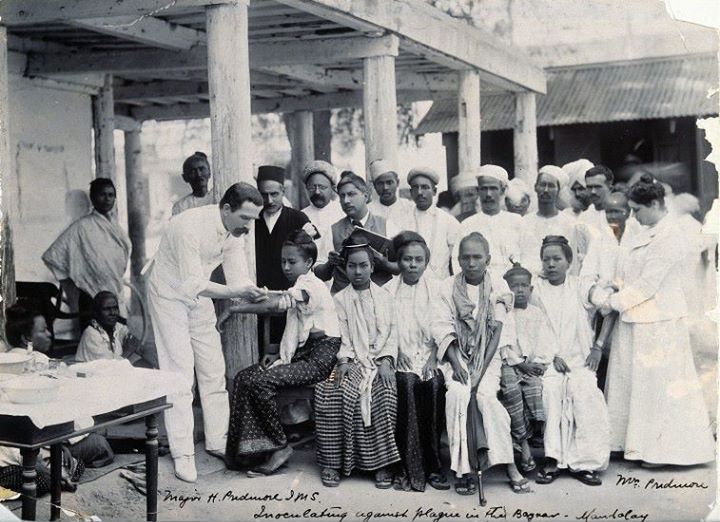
[602,174,714,467]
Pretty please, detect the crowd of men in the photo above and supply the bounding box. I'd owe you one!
[8,151,714,497]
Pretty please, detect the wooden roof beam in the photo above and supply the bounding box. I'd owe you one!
[129,89,445,120]
[25,35,399,75]
[0,0,234,25]
[68,16,206,50]
[273,0,546,93]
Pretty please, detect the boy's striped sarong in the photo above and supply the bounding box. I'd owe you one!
[315,363,400,476]
[499,363,545,443]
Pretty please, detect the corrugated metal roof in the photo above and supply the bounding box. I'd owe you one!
[415,54,718,134]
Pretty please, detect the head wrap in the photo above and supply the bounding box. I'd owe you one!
[450,172,479,194]
[503,261,532,282]
[562,159,594,188]
[368,159,398,182]
[303,160,337,185]
[538,165,568,188]
[505,178,531,204]
[407,166,439,186]
[477,164,509,185]
[182,151,209,174]
[257,165,285,185]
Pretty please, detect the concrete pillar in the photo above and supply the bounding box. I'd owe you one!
[313,110,332,162]
[123,128,148,314]
[0,26,16,337]
[363,54,398,177]
[457,69,481,174]
[206,0,258,381]
[514,91,538,186]
[288,110,314,209]
[92,74,115,180]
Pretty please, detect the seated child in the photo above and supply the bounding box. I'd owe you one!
[222,230,341,476]
[498,262,547,471]
[76,291,153,367]
[532,235,610,486]
[314,232,400,489]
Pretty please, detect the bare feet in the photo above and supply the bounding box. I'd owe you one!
[246,446,293,477]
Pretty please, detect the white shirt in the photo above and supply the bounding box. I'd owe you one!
[453,211,522,274]
[262,208,282,234]
[368,197,415,228]
[301,200,345,265]
[149,205,251,304]
[403,206,461,278]
[171,192,214,216]
[520,211,579,275]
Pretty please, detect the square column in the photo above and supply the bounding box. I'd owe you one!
[363,49,398,177]
[286,110,314,209]
[458,69,481,174]
[124,128,148,310]
[514,91,538,186]
[206,0,257,379]
[92,74,115,179]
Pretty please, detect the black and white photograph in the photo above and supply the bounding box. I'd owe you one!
[0,0,717,521]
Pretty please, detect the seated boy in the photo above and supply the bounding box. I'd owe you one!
[76,291,154,367]
[431,232,529,496]
[532,236,610,486]
[498,262,547,471]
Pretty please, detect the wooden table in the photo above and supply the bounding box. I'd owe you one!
[0,398,171,522]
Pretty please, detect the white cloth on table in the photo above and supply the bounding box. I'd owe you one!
[334,283,397,427]
[147,205,251,458]
[301,201,345,265]
[75,320,129,362]
[452,211,522,275]
[387,273,440,377]
[277,272,340,365]
[171,192,214,216]
[532,276,610,471]
[400,206,461,279]
[368,197,416,227]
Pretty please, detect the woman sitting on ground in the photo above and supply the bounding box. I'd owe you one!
[314,232,400,489]
[223,230,341,476]
[387,231,448,492]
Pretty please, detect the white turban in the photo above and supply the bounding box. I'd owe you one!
[477,164,509,185]
[538,165,569,188]
[368,159,398,182]
[450,172,478,194]
[506,178,531,204]
[562,159,594,188]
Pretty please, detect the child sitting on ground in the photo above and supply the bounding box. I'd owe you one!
[76,291,154,367]
[497,262,547,472]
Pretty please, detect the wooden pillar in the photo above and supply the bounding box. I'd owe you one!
[0,26,16,341]
[458,69,481,174]
[288,110,314,209]
[363,53,398,177]
[514,92,538,186]
[206,0,258,383]
[124,128,148,315]
[92,74,115,180]
[313,110,332,162]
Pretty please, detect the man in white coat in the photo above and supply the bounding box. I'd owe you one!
[300,160,344,266]
[367,158,415,223]
[147,182,268,482]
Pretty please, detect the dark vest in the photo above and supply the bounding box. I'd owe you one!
[330,213,392,294]
[255,206,309,290]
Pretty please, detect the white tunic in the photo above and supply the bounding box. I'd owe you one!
[301,201,345,265]
[368,197,415,229]
[453,211,522,275]
[171,192,214,216]
[401,206,461,278]
[519,212,579,275]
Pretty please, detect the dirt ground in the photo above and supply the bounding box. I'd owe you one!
[3,322,717,522]
[4,438,716,522]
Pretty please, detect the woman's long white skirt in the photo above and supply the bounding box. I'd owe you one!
[606,318,715,465]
